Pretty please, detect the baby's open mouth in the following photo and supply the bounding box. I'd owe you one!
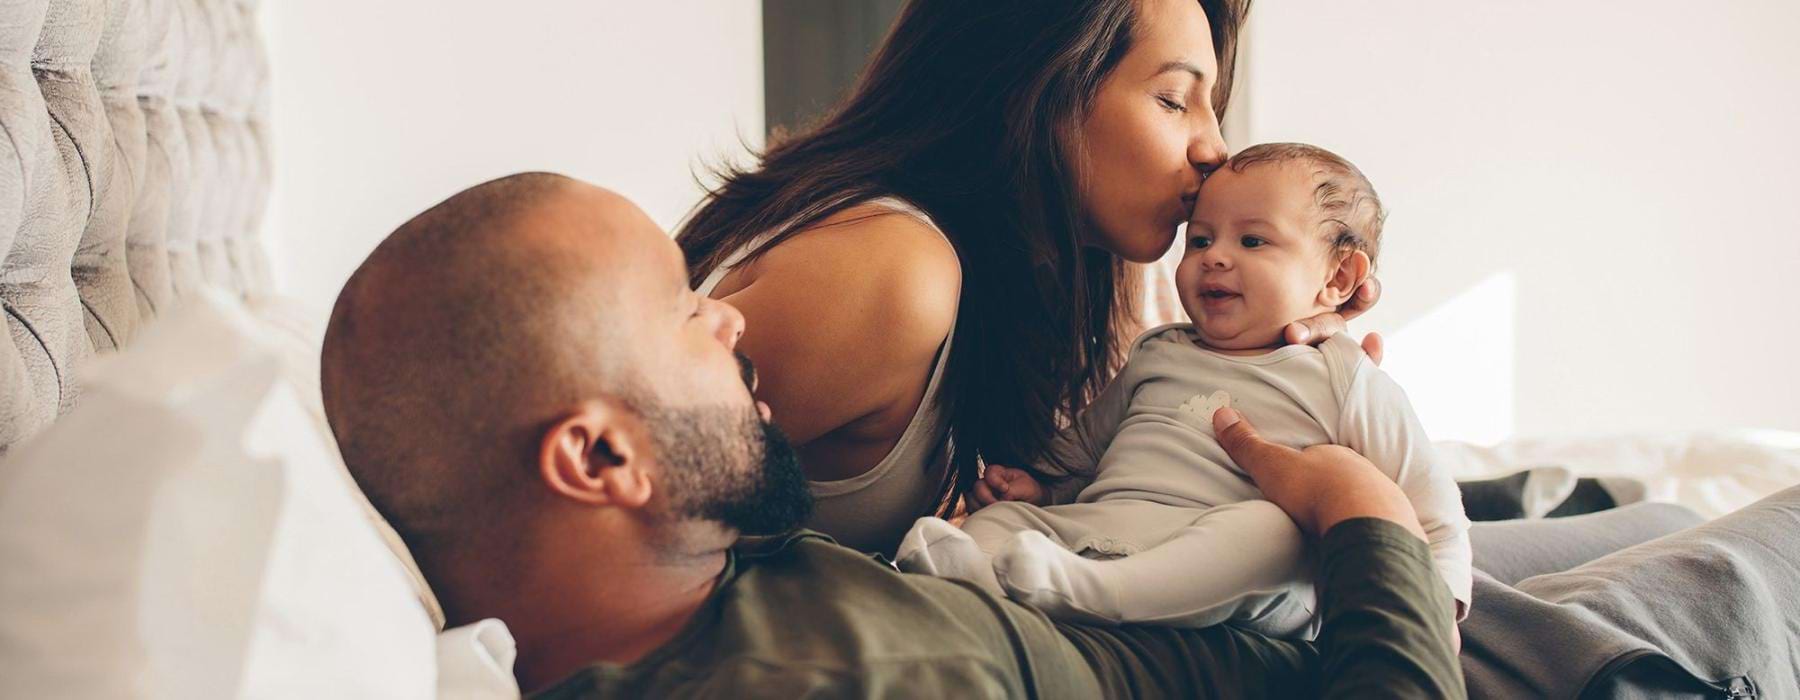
[1196,285,1241,309]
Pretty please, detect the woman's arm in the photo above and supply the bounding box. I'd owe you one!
[710,206,961,481]
[971,361,1136,510]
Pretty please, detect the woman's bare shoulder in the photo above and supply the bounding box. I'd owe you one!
[744,202,961,350]
[715,203,962,446]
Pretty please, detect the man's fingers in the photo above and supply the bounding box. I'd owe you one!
[1340,277,1381,320]
[1213,408,1300,485]
[1284,314,1346,346]
[1360,332,1384,366]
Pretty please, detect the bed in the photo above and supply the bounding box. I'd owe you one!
[3,1,1798,698]
[1,0,271,450]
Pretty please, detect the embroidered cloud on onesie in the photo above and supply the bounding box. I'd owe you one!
[1176,390,1234,429]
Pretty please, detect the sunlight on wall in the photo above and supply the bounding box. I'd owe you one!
[1380,272,1515,445]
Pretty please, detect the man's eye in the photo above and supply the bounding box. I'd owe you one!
[1242,236,1266,249]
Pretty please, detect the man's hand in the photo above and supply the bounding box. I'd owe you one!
[970,464,1046,512]
[1283,278,1384,364]
[1211,406,1423,541]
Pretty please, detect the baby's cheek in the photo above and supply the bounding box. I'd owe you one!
[1173,253,1204,294]
[1270,269,1329,322]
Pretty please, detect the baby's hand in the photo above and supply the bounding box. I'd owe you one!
[969,464,1046,511]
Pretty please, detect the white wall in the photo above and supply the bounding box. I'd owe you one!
[259,2,764,314]
[1235,2,1800,441]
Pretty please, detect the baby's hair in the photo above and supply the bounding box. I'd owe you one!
[1225,143,1386,266]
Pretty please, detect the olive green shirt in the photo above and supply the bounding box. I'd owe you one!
[531,519,1463,698]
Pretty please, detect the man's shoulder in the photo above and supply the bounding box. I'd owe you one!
[732,530,997,608]
[580,530,1053,698]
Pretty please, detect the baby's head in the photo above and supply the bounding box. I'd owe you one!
[1179,143,1385,351]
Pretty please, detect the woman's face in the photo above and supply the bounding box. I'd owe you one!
[1074,0,1228,263]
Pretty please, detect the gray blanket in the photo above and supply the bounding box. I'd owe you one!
[1462,485,1800,698]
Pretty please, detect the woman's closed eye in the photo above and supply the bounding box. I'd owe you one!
[1155,93,1188,113]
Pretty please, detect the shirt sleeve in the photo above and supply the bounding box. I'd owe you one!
[1034,347,1138,506]
[1337,359,1475,617]
[1316,518,1469,699]
[1048,518,1466,699]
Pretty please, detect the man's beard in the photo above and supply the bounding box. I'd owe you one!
[640,403,813,537]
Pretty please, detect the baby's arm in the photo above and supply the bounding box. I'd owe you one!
[1337,358,1474,619]
[972,359,1137,509]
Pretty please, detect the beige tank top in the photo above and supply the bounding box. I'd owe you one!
[694,197,958,556]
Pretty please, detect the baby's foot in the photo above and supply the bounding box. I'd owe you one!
[895,517,1004,596]
[993,530,1123,625]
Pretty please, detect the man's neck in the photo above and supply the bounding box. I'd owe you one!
[468,527,734,693]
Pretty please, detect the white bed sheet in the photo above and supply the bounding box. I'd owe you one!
[1436,429,1800,520]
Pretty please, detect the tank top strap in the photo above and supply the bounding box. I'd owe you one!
[693,194,960,554]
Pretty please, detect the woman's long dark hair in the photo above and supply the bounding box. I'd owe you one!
[679,0,1250,517]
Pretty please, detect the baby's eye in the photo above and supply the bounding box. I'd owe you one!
[1241,236,1267,249]
[1189,236,1211,249]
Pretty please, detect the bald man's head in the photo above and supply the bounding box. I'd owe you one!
[321,173,810,581]
[322,173,634,552]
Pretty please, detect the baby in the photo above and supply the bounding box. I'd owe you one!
[896,143,1472,638]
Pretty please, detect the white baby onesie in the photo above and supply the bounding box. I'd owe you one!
[897,324,1473,638]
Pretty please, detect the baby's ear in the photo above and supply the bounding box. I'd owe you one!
[1318,249,1372,308]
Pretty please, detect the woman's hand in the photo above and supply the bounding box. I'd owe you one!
[1211,406,1423,541]
[969,464,1046,512]
[1283,278,1384,364]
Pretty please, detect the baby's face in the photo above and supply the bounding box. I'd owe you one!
[1178,163,1339,350]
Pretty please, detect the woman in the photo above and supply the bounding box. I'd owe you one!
[678,0,1386,555]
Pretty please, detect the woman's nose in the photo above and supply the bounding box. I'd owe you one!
[1189,113,1228,173]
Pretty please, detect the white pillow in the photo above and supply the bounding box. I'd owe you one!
[243,291,447,630]
[437,619,521,700]
[0,289,437,698]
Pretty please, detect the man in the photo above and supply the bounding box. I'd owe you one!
[321,172,1462,696]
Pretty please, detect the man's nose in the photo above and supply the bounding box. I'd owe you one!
[709,297,746,348]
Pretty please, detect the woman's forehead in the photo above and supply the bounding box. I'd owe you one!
[1125,0,1218,77]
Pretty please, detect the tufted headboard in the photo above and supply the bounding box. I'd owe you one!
[1,0,270,451]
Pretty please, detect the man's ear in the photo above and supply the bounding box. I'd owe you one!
[538,399,655,510]
[1318,250,1372,308]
